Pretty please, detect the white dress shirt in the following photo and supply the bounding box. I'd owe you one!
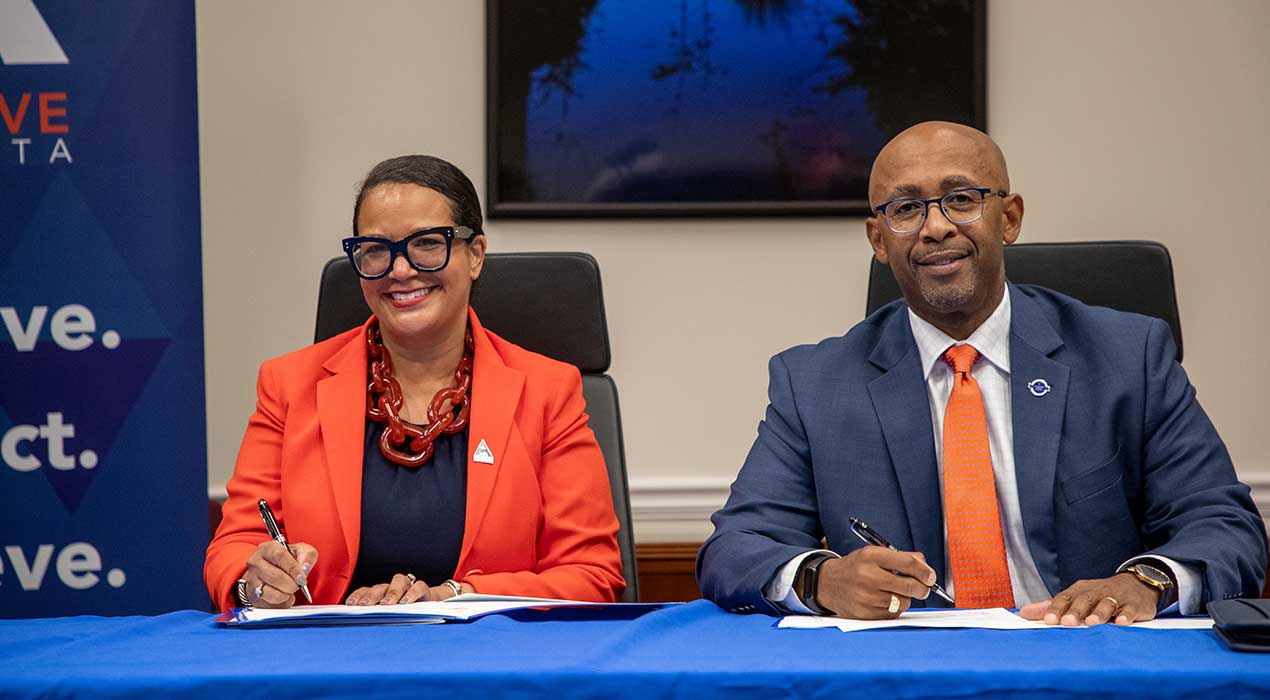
[766,291,1199,614]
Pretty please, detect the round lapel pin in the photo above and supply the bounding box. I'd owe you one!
[1027,379,1051,397]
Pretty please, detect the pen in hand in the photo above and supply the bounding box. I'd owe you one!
[849,517,955,605]
[258,498,313,603]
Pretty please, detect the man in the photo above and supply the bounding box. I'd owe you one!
[697,122,1266,625]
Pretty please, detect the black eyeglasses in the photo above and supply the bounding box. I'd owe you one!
[341,226,479,280]
[873,187,1008,235]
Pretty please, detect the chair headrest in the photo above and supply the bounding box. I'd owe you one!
[865,240,1184,362]
[315,252,612,373]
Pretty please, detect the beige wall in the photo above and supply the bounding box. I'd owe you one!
[197,1,1270,541]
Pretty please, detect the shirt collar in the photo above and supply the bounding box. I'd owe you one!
[908,288,1012,380]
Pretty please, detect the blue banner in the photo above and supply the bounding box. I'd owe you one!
[0,0,206,616]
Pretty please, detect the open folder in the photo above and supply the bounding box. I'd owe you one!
[216,593,667,628]
[1208,598,1270,652]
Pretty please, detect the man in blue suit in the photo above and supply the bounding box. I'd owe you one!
[697,122,1266,624]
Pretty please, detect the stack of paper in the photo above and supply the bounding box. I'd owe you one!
[217,593,663,628]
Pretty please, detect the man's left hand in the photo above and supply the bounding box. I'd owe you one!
[1018,573,1159,626]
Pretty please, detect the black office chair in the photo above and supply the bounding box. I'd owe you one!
[315,252,639,602]
[865,240,1184,362]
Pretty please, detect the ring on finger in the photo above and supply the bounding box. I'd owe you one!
[1101,596,1120,610]
[405,573,417,586]
[888,594,901,614]
[253,584,264,602]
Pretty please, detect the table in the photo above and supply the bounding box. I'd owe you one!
[1,600,1266,699]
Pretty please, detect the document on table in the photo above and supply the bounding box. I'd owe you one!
[217,593,665,628]
[778,608,1214,632]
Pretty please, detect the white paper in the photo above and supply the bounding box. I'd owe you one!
[222,594,655,627]
[780,608,1043,631]
[1129,617,1213,630]
[226,600,543,625]
[778,608,1214,632]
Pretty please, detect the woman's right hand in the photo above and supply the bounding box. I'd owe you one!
[242,541,318,608]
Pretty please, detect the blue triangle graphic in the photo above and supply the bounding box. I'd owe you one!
[0,338,168,512]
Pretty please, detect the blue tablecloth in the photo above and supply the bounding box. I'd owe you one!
[1,601,1266,700]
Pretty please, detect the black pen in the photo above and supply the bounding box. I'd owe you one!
[849,517,955,604]
[258,498,313,603]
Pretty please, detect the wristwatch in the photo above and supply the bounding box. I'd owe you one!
[794,553,836,616]
[1124,562,1177,610]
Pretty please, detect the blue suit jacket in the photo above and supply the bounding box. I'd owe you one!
[697,284,1267,615]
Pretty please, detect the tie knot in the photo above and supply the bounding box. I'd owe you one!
[942,344,980,374]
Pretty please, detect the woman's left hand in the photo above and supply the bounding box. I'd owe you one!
[344,574,471,605]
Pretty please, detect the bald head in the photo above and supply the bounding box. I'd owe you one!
[868,122,1009,207]
[863,120,1024,340]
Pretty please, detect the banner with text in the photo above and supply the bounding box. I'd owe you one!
[0,0,206,616]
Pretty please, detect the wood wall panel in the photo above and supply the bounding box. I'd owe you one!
[635,543,701,603]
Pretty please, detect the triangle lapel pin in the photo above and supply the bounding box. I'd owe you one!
[473,438,495,465]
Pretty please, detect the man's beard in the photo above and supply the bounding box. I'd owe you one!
[917,270,977,312]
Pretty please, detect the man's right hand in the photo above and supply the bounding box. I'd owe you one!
[815,546,935,619]
[243,541,318,609]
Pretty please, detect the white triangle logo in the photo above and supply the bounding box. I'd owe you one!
[0,0,70,65]
[473,438,494,464]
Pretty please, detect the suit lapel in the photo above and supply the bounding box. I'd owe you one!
[316,322,372,571]
[866,310,946,586]
[457,309,525,569]
[1006,285,1068,595]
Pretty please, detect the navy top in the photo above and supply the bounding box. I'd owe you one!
[347,420,468,595]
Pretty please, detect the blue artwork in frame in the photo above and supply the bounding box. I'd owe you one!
[488,0,986,218]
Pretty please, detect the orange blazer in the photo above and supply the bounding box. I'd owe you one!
[205,309,624,611]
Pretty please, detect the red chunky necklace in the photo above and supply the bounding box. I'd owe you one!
[365,320,474,467]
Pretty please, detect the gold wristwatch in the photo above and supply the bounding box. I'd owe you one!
[1124,563,1177,610]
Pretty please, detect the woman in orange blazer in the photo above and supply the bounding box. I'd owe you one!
[205,156,624,612]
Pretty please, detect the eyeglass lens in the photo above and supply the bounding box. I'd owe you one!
[351,233,449,276]
[886,189,986,233]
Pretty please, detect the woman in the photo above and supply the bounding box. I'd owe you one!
[205,155,624,611]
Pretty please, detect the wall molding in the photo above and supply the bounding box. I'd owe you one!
[1253,473,1270,519]
[628,477,732,522]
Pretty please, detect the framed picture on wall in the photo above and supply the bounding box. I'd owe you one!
[487,0,986,218]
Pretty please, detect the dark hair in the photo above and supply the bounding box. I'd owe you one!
[352,155,483,235]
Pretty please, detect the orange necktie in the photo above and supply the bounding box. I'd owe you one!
[942,344,1014,609]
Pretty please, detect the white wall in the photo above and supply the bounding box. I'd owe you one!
[197,0,1270,542]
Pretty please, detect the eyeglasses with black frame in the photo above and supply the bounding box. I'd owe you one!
[341,226,480,280]
[873,187,1008,235]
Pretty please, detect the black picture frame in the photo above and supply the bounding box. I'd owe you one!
[487,1,987,219]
